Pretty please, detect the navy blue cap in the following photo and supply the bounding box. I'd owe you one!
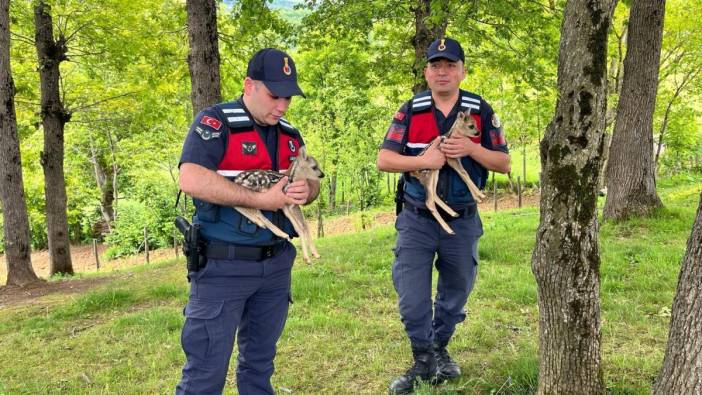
[247,48,305,98]
[426,37,465,63]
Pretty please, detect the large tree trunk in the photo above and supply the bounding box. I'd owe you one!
[603,0,665,220]
[411,0,448,94]
[531,1,616,394]
[34,1,73,276]
[0,0,40,286]
[186,0,221,115]
[652,192,702,394]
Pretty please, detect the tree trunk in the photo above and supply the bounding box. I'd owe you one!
[411,0,448,94]
[34,1,73,276]
[603,0,665,221]
[329,172,336,210]
[186,0,221,115]
[87,132,114,233]
[654,68,699,169]
[106,128,119,220]
[0,0,40,286]
[531,1,616,394]
[653,192,702,394]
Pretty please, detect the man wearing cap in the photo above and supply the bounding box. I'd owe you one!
[377,37,510,394]
[176,48,318,395]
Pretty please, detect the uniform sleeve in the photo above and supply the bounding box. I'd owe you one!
[480,100,509,154]
[179,108,228,170]
[380,102,411,153]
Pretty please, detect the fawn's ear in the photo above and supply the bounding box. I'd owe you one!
[457,111,465,120]
[298,145,308,158]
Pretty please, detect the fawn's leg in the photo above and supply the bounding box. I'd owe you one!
[282,205,311,263]
[234,207,291,240]
[291,204,319,259]
[446,158,486,202]
[422,171,455,235]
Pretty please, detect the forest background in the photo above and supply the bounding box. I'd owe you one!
[0,0,700,261]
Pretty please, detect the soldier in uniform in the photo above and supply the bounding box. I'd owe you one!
[175,48,319,395]
[377,37,511,394]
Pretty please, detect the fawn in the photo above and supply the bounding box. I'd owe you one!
[410,110,486,235]
[232,147,324,263]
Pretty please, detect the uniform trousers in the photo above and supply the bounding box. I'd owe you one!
[176,242,295,395]
[392,208,482,349]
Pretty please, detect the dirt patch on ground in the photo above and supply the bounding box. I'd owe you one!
[0,276,109,309]
[0,192,539,307]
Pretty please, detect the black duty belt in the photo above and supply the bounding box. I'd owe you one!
[404,201,477,222]
[205,242,287,261]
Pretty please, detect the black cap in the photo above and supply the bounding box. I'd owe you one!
[247,48,305,98]
[426,37,465,63]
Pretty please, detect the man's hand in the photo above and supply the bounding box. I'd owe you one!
[441,135,479,159]
[256,177,297,210]
[285,180,311,205]
[421,136,447,169]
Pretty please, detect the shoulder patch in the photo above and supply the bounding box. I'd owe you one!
[200,115,222,130]
[492,113,501,128]
[195,125,222,140]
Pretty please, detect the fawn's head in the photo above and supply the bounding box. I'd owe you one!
[288,147,325,181]
[452,111,479,137]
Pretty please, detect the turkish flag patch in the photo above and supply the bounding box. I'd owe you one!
[490,129,506,146]
[200,115,222,131]
[386,124,406,143]
[393,111,406,121]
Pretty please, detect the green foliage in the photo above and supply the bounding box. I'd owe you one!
[104,200,161,259]
[2,0,699,256]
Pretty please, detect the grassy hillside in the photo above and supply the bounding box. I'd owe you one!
[0,173,699,394]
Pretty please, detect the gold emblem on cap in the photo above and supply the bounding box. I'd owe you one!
[438,39,446,51]
[283,57,292,75]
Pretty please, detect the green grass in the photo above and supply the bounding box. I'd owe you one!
[0,173,699,394]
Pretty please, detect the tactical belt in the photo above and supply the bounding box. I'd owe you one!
[205,242,287,261]
[403,200,477,222]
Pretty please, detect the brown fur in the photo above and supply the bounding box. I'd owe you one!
[409,111,486,235]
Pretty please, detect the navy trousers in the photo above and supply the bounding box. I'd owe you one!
[392,208,482,349]
[176,242,295,395]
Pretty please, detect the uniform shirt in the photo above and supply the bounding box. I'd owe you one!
[180,97,305,171]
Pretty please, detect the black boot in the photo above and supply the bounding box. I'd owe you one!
[388,346,437,394]
[433,340,461,381]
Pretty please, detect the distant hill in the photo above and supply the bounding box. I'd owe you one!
[221,0,307,24]
[270,0,302,8]
[222,0,302,9]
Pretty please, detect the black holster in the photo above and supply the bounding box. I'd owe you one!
[395,176,405,215]
[175,216,206,273]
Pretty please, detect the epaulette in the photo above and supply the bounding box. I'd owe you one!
[215,101,253,129]
[411,90,433,112]
[278,117,300,136]
[459,90,482,114]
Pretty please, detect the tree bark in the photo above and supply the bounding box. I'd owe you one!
[603,0,665,221]
[531,1,616,394]
[34,1,73,276]
[87,132,113,233]
[0,0,40,286]
[653,192,702,394]
[411,0,448,94]
[186,0,221,115]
